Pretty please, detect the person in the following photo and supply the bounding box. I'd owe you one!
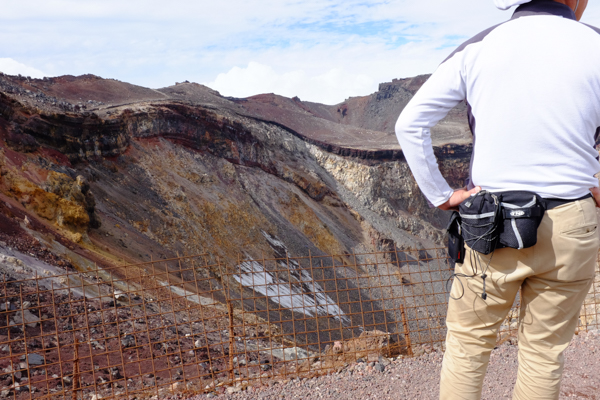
[395,0,600,399]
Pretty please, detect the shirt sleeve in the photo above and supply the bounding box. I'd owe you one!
[394,54,467,207]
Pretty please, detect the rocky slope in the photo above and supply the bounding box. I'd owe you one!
[0,72,472,353]
[0,72,472,260]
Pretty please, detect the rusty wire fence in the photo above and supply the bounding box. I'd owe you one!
[1,248,599,399]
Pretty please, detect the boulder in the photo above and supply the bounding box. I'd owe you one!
[27,354,44,366]
[12,309,40,328]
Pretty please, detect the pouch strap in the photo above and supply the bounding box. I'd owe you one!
[446,210,461,231]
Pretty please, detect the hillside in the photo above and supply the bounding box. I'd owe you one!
[0,72,472,270]
[0,72,475,398]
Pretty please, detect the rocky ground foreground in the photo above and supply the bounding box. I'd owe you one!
[184,330,599,400]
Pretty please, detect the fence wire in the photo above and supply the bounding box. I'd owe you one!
[0,249,598,399]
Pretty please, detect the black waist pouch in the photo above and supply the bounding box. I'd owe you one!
[497,191,545,249]
[446,211,465,263]
[458,191,501,254]
[455,190,546,255]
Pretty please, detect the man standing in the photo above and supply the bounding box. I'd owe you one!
[395,0,600,399]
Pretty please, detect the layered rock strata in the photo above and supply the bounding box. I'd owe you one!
[0,72,472,347]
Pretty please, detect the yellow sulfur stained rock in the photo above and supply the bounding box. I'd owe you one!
[0,167,90,232]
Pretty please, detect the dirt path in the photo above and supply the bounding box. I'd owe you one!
[187,329,599,400]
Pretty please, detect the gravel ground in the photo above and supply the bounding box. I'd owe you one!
[185,329,600,400]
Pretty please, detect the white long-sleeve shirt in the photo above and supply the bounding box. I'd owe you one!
[395,0,600,207]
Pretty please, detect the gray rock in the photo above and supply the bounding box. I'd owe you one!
[283,347,310,361]
[261,364,272,371]
[110,367,123,379]
[268,346,312,361]
[1,302,16,311]
[91,340,105,350]
[12,309,40,328]
[121,335,135,348]
[114,291,128,302]
[374,363,385,373]
[27,354,44,366]
[227,386,242,394]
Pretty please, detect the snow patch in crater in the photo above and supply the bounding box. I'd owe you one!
[234,259,350,324]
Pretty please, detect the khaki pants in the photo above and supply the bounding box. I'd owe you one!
[440,198,599,400]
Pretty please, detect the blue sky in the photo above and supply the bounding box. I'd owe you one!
[1,0,600,105]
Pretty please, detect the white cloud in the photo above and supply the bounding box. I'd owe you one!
[208,62,374,105]
[1,1,600,103]
[203,36,455,104]
[0,58,45,78]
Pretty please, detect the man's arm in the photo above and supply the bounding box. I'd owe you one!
[395,52,470,208]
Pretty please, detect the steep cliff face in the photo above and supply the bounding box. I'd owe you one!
[308,144,471,246]
[0,72,473,265]
[0,72,471,341]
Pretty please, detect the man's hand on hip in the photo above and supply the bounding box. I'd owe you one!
[590,187,600,208]
[438,186,482,211]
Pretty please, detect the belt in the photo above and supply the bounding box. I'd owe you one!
[544,193,593,210]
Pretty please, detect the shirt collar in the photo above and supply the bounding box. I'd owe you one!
[512,0,576,20]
